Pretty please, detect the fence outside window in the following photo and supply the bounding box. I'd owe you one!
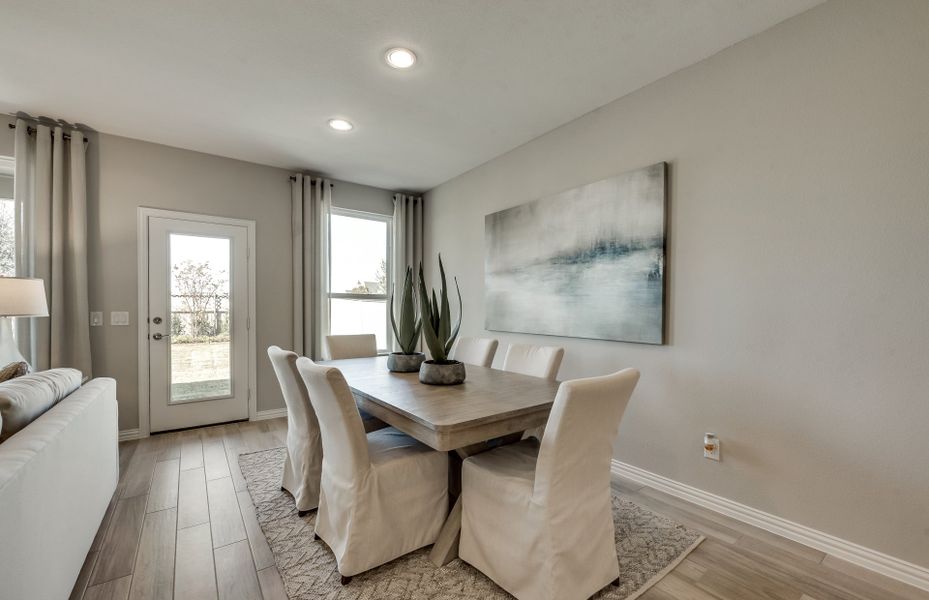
[170,293,230,343]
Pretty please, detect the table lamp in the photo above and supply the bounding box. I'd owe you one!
[0,277,49,367]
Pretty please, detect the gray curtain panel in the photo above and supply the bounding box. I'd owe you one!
[13,119,92,375]
[391,194,423,352]
[291,174,332,360]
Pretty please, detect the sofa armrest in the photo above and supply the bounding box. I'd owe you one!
[0,378,119,600]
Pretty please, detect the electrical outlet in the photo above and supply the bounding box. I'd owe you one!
[110,311,130,326]
[704,433,720,461]
[90,311,103,326]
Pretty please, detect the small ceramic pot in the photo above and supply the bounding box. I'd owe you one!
[386,352,426,373]
[418,360,466,385]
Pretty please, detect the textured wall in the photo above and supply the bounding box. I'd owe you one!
[424,0,929,567]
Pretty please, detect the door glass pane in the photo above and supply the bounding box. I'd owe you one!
[169,234,231,402]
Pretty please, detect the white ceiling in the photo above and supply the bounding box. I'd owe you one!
[0,0,822,192]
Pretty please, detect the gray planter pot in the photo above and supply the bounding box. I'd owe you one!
[419,360,466,385]
[387,352,425,373]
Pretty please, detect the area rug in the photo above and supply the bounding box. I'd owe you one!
[240,448,703,600]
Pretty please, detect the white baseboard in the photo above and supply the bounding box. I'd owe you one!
[118,428,145,442]
[120,410,287,438]
[611,460,929,592]
[251,408,288,421]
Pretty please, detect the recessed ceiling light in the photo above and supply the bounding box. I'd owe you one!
[328,118,354,131]
[385,47,417,69]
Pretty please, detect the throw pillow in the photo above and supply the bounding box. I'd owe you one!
[0,362,28,383]
[0,368,83,442]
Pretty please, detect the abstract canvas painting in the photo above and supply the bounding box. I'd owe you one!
[484,162,667,344]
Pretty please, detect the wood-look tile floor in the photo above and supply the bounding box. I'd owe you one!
[70,418,929,600]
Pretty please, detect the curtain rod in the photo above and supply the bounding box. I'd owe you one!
[7,123,89,143]
[289,175,334,187]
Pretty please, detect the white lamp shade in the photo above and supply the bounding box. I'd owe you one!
[0,277,50,317]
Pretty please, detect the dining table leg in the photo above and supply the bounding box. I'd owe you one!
[429,496,463,566]
[429,434,525,567]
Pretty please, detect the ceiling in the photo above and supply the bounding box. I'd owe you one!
[0,0,822,192]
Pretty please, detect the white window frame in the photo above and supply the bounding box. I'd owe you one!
[328,207,393,353]
[0,156,16,278]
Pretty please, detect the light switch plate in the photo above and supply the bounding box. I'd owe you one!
[90,311,103,326]
[110,311,130,326]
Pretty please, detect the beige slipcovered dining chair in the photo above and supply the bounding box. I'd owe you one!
[502,343,564,380]
[459,368,641,600]
[323,334,388,433]
[295,357,449,583]
[501,343,565,441]
[450,336,498,367]
[325,333,378,359]
[267,346,321,514]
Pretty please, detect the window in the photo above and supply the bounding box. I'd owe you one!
[328,208,392,352]
[0,157,15,277]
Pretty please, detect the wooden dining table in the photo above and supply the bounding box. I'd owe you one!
[324,355,561,566]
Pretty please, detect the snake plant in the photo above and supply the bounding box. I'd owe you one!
[417,255,462,363]
[389,266,422,354]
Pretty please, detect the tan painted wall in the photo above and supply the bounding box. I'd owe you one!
[0,117,393,429]
[423,0,929,567]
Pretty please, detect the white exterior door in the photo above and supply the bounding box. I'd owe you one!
[147,215,251,432]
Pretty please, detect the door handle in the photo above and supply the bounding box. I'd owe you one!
[152,333,169,341]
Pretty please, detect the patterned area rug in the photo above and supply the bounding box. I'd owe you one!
[240,448,703,600]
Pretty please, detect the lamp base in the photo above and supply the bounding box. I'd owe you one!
[0,317,29,369]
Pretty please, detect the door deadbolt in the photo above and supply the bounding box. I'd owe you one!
[152,317,163,324]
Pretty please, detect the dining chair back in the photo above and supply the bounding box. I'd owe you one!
[295,356,449,580]
[326,334,378,360]
[450,336,498,367]
[322,334,388,433]
[501,343,564,380]
[295,357,370,480]
[458,367,640,600]
[501,343,565,441]
[267,346,322,512]
[534,368,640,511]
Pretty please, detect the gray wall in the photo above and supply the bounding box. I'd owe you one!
[0,119,12,156]
[0,115,394,430]
[424,0,929,568]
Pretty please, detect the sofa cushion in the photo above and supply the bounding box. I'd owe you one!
[0,368,82,442]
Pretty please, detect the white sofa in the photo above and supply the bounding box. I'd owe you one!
[0,378,119,600]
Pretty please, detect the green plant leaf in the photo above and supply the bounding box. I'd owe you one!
[389,289,402,348]
[445,276,464,355]
[421,317,443,361]
[390,267,422,353]
[415,257,463,362]
[412,319,423,352]
[438,255,451,344]
[398,267,419,353]
[400,269,415,340]
[417,261,444,360]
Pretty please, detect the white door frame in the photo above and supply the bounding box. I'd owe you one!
[137,207,257,438]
